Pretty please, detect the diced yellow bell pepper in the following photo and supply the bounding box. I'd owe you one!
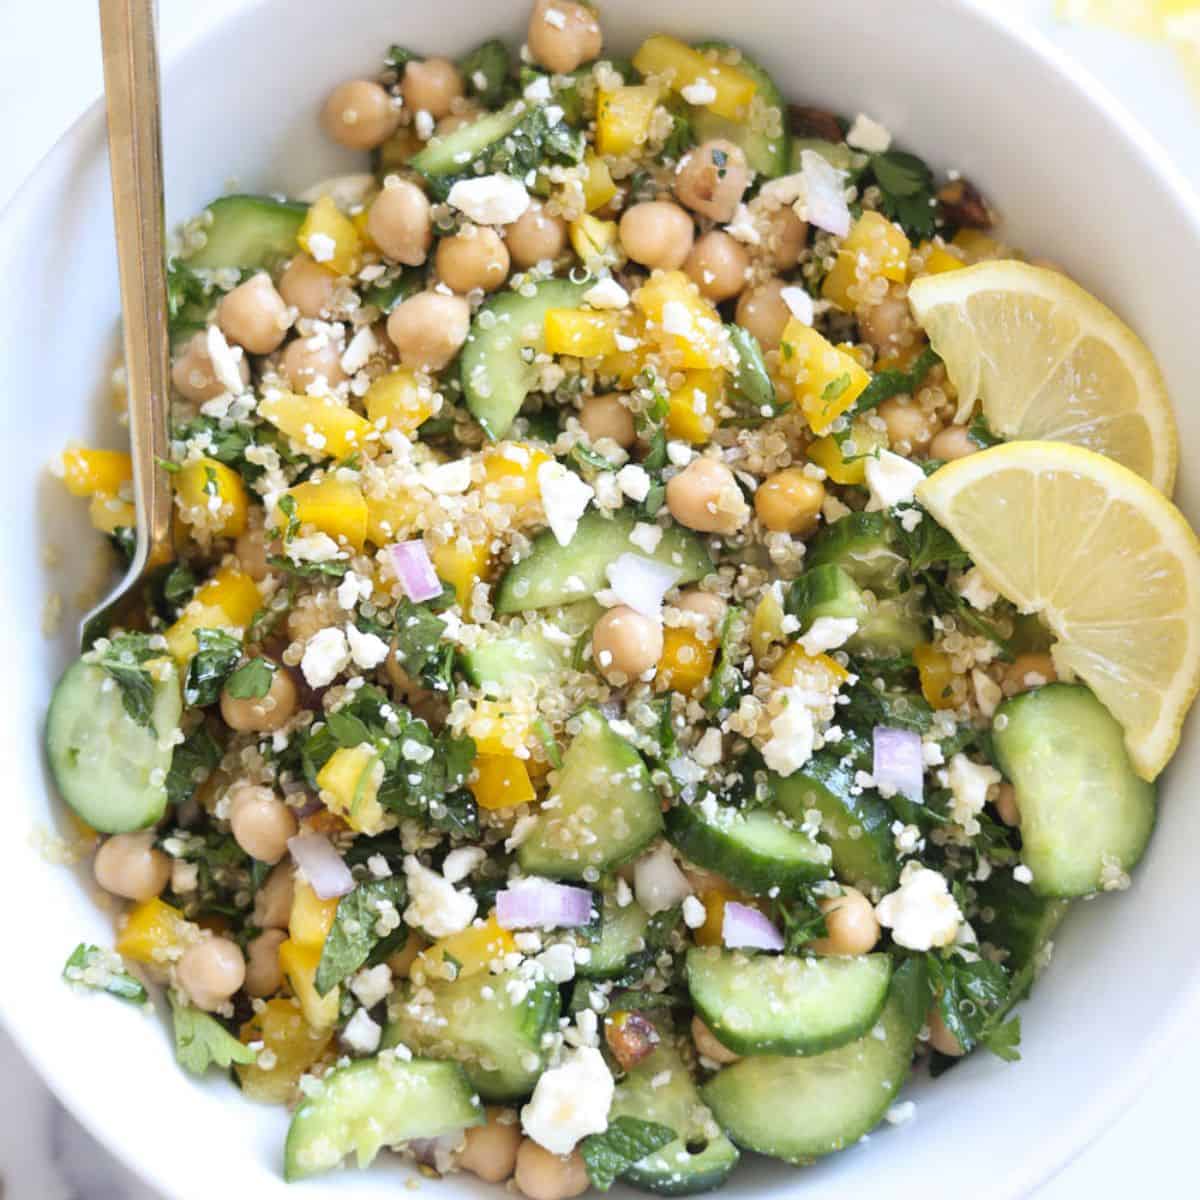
[468,700,529,757]
[749,585,785,662]
[806,419,889,486]
[175,457,249,538]
[657,626,717,694]
[116,898,190,964]
[279,938,339,1030]
[694,884,741,948]
[415,914,517,983]
[778,320,870,436]
[544,308,624,358]
[915,241,967,277]
[952,228,1003,261]
[298,195,363,277]
[432,538,491,608]
[316,744,387,836]
[277,476,368,550]
[60,447,132,498]
[365,493,421,545]
[595,86,662,156]
[581,154,618,212]
[88,493,136,535]
[771,642,850,689]
[238,997,333,1104]
[164,566,261,662]
[632,35,757,121]
[822,212,913,311]
[288,879,340,949]
[470,755,536,811]
[665,369,723,444]
[568,213,619,267]
[478,444,551,515]
[259,391,374,461]
[914,643,957,710]
[365,368,437,435]
[636,271,725,369]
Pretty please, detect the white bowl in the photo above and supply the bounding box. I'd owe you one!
[2,0,1198,1196]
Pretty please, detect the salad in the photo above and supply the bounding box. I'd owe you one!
[47,0,1200,1193]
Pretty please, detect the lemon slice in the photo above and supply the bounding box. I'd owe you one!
[909,261,1178,494]
[917,441,1200,780]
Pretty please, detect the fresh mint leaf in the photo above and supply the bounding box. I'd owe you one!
[326,709,375,749]
[223,657,276,700]
[62,944,147,1005]
[165,724,222,807]
[93,633,159,729]
[170,996,257,1074]
[870,149,937,240]
[892,508,971,573]
[926,951,1020,1062]
[581,1117,677,1191]
[184,628,242,707]
[315,877,408,995]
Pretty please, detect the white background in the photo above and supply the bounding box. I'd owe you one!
[0,1,1196,1196]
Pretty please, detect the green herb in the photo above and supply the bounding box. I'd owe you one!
[870,149,938,239]
[362,266,423,315]
[385,45,420,71]
[166,260,216,346]
[184,628,242,707]
[969,412,1003,449]
[921,575,1011,655]
[659,106,693,162]
[108,526,136,566]
[840,667,934,737]
[62,944,147,1005]
[459,38,512,107]
[640,481,666,517]
[378,726,477,822]
[224,658,276,700]
[822,372,852,402]
[534,717,563,769]
[276,493,300,541]
[571,442,619,471]
[315,877,409,995]
[892,508,971,573]
[327,708,376,749]
[163,829,253,920]
[725,325,781,422]
[93,633,159,729]
[390,598,448,679]
[247,584,295,643]
[170,996,257,1074]
[581,1117,677,1191]
[267,553,348,581]
[925,951,1021,1062]
[155,456,182,474]
[161,564,198,609]
[704,607,745,714]
[851,345,941,417]
[721,746,773,809]
[165,724,222,807]
[774,891,830,951]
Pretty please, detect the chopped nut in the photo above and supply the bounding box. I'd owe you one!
[788,104,844,143]
[604,1010,661,1071]
[937,178,994,229]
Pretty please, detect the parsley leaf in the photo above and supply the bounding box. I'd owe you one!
[459,38,511,107]
[165,724,223,807]
[170,996,257,1074]
[892,507,971,573]
[926,951,1021,1062]
[774,890,829,951]
[267,554,348,581]
[571,442,619,471]
[969,412,1003,449]
[183,629,243,707]
[276,493,300,541]
[108,526,136,566]
[223,658,276,700]
[851,345,941,417]
[385,45,421,71]
[62,944,147,1005]
[315,877,408,995]
[93,633,160,729]
[581,1117,677,1191]
[921,574,1011,654]
[870,149,938,240]
[166,261,216,346]
[390,598,448,680]
[658,105,693,162]
[725,325,781,423]
[704,607,746,714]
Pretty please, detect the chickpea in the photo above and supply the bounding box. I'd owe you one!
[220,664,298,735]
[280,332,347,393]
[278,254,336,319]
[1002,652,1057,697]
[436,108,481,137]
[217,272,290,355]
[458,1108,522,1183]
[809,887,881,956]
[858,286,914,357]
[929,424,977,461]
[171,330,249,403]
[927,1006,965,1057]
[244,928,287,998]
[401,57,465,121]
[619,201,695,271]
[514,1141,589,1200]
[691,1015,741,1065]
[505,203,568,270]
[673,589,726,626]
[734,278,790,351]
[177,937,246,1012]
[673,139,749,223]
[666,457,749,535]
[754,467,826,535]
[878,395,936,453]
[367,179,433,266]
[994,782,1021,828]
[253,863,294,930]
[227,783,298,865]
[436,225,510,293]
[579,392,635,449]
[526,0,603,75]
[234,523,274,582]
[684,231,749,303]
[93,832,170,902]
[592,606,664,683]
[764,206,808,270]
[322,80,401,151]
[386,291,471,372]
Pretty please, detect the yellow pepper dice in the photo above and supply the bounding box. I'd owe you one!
[544,309,624,358]
[470,755,536,811]
[568,213,619,267]
[915,241,967,277]
[468,700,530,758]
[694,885,741,948]
[277,476,368,550]
[779,320,870,436]
[116,898,189,964]
[60,447,132,498]
[632,35,757,120]
[432,538,491,608]
[164,566,261,662]
[279,938,339,1030]
[822,212,913,311]
[657,626,717,695]
[665,369,723,445]
[88,493,136,535]
[288,879,341,948]
[479,444,550,515]
[952,228,1003,262]
[750,586,785,662]
[415,915,517,982]
[595,85,663,156]
[238,997,332,1104]
[365,493,421,545]
[581,154,618,212]
[772,642,850,689]
[806,419,889,486]
[365,368,437,435]
[298,195,363,277]
[636,270,725,369]
[175,457,249,538]
[914,643,957,710]
[259,390,375,461]
[316,745,387,835]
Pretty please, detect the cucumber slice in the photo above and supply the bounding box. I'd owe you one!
[773,742,900,893]
[409,102,524,179]
[686,947,892,1055]
[665,800,831,896]
[45,657,182,834]
[384,970,560,1101]
[790,137,865,174]
[852,591,927,657]
[496,509,712,614]
[689,43,790,178]
[702,957,928,1162]
[185,194,307,271]
[991,684,1156,897]
[974,873,1069,1008]
[804,512,907,597]
[459,622,570,697]
[577,887,652,980]
[519,708,663,879]
[789,564,868,628]
[610,1031,739,1194]
[283,1057,483,1181]
[461,277,588,440]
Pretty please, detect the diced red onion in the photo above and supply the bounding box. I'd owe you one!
[606,553,681,617]
[722,902,784,952]
[287,833,354,899]
[408,1132,465,1171]
[873,726,924,802]
[633,844,692,914]
[389,539,442,603]
[798,149,851,238]
[496,880,594,929]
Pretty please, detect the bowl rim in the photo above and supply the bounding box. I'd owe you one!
[3,1,1200,1197]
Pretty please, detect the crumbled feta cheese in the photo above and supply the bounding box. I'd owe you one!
[725,203,761,245]
[447,174,531,225]
[403,856,478,938]
[682,895,707,928]
[287,532,343,563]
[897,506,923,533]
[661,300,692,337]
[367,854,391,879]
[301,627,350,688]
[779,286,814,326]
[865,450,926,512]
[336,570,373,611]
[885,1100,915,1126]
[583,277,630,310]
[799,616,858,657]
[875,863,963,951]
[1013,864,1034,885]
[537,942,577,984]
[680,79,717,106]
[542,6,567,29]
[629,522,663,554]
[524,75,552,103]
[341,1008,382,1054]
[205,325,247,395]
[346,623,390,670]
[340,325,378,374]
[972,668,1003,719]
[762,690,815,777]
[349,963,393,1009]
[306,232,336,263]
[414,109,435,140]
[424,459,473,494]
[521,1047,614,1154]
[537,461,594,546]
[846,113,893,154]
[666,441,693,467]
[693,727,723,767]
[941,753,1002,836]
[442,846,487,884]
[617,464,651,502]
[957,566,998,611]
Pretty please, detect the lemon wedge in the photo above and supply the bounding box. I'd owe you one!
[909,261,1177,494]
[917,441,1200,780]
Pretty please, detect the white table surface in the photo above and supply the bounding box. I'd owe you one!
[1,1,1197,1196]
